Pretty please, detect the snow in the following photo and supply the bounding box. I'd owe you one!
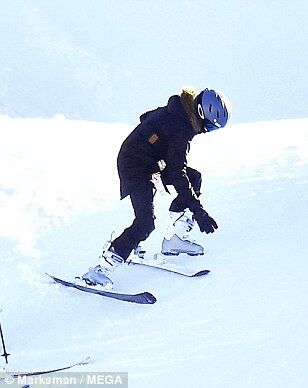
[0,115,307,387]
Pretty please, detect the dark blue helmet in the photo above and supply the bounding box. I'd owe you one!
[195,89,230,132]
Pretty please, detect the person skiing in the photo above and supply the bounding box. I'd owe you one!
[82,87,230,288]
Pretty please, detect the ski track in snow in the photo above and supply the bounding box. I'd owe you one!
[0,116,307,388]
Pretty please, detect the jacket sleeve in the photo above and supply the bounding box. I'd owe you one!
[161,133,202,213]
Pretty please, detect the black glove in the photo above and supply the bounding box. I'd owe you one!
[193,208,218,234]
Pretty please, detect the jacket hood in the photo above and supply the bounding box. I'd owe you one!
[166,95,186,117]
[140,89,202,137]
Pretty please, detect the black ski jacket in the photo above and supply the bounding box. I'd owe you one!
[117,95,202,213]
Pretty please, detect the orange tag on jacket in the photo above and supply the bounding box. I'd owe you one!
[148,133,159,144]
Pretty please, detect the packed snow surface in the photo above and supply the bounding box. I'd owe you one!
[0,116,307,387]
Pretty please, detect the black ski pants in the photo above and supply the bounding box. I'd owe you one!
[111,167,202,261]
[111,180,155,261]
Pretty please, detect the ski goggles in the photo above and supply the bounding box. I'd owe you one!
[202,118,221,133]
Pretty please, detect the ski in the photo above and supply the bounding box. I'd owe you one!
[129,260,210,277]
[0,356,90,379]
[46,273,156,305]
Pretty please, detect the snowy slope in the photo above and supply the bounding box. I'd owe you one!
[0,116,307,388]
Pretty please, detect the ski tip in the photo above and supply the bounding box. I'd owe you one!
[192,270,211,277]
[81,356,91,365]
[46,273,60,283]
[139,292,157,304]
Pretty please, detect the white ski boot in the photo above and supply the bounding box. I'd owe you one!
[161,210,204,256]
[82,246,123,289]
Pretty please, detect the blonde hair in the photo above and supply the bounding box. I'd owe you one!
[180,86,198,99]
